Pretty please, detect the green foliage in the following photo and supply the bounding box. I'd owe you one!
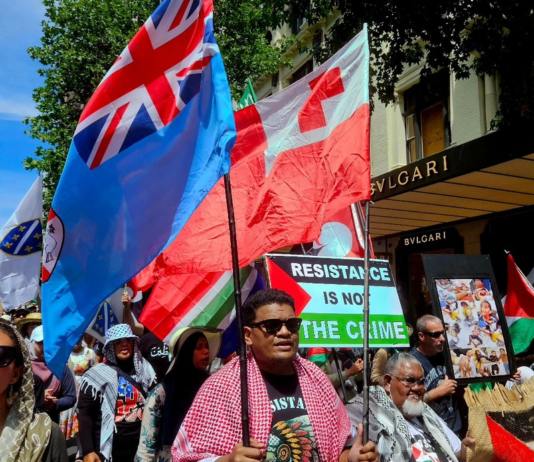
[282,0,534,130]
[24,0,290,211]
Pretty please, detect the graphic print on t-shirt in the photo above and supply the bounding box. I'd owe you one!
[115,376,144,422]
[266,415,319,462]
[262,371,319,462]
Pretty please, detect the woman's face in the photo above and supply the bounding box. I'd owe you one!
[113,338,134,361]
[192,337,210,370]
[34,340,45,360]
[481,302,491,314]
[0,331,23,400]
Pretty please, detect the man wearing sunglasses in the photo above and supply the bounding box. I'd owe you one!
[173,288,379,462]
[346,353,474,462]
[410,315,460,433]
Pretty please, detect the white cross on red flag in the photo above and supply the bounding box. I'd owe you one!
[138,26,370,275]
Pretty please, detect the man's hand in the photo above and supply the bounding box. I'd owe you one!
[347,359,364,377]
[219,439,265,462]
[434,375,457,399]
[509,369,522,383]
[348,424,379,462]
[457,436,475,462]
[83,453,101,462]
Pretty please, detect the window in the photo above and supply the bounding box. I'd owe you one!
[291,60,313,84]
[403,72,450,163]
[272,71,279,88]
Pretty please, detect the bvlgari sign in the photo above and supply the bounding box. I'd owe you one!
[403,230,447,246]
[371,153,449,200]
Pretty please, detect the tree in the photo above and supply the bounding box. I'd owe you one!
[280,0,534,130]
[24,0,289,211]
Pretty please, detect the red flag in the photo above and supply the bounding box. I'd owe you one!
[139,28,369,277]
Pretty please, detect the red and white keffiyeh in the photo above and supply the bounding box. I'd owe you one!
[172,353,351,461]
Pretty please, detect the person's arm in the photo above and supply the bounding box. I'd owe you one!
[423,375,457,403]
[123,293,145,337]
[53,366,77,412]
[370,349,388,386]
[135,385,165,462]
[77,386,101,458]
[42,421,69,462]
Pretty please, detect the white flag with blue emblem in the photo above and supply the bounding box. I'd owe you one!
[0,176,43,311]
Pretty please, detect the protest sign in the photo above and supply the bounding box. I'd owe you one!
[265,254,409,347]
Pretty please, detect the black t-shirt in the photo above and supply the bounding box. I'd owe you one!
[139,332,170,382]
[261,371,320,462]
[410,348,461,432]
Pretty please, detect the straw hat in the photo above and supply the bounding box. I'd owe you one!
[167,327,222,374]
[15,312,42,330]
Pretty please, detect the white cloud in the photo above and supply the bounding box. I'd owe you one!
[0,96,38,121]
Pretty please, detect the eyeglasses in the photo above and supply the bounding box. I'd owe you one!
[423,330,445,339]
[391,375,425,389]
[249,318,302,334]
[0,346,16,368]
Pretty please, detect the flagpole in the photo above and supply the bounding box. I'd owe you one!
[362,201,371,443]
[332,349,349,404]
[224,172,250,447]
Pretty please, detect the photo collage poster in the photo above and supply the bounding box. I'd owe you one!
[434,278,511,380]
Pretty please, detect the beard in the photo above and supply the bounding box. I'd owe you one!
[402,398,425,417]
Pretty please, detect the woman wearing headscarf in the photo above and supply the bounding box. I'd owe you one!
[78,324,156,462]
[0,322,69,461]
[29,325,76,424]
[135,328,221,462]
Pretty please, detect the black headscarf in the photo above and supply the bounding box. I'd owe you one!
[161,331,210,445]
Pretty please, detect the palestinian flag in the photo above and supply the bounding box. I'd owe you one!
[133,265,264,358]
[504,254,534,354]
[308,348,332,368]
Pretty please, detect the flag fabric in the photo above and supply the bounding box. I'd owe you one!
[312,203,374,258]
[504,253,534,354]
[236,78,258,110]
[42,0,236,376]
[141,26,370,278]
[0,177,43,311]
[135,265,264,357]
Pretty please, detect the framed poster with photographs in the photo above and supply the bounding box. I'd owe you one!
[422,254,515,384]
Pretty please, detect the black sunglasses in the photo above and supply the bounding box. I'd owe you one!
[249,318,302,334]
[423,330,445,339]
[0,346,17,368]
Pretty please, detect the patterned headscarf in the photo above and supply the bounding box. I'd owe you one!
[172,352,351,461]
[0,323,52,462]
[80,324,156,460]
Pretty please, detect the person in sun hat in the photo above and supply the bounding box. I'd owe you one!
[77,324,156,462]
[15,312,42,342]
[135,327,222,462]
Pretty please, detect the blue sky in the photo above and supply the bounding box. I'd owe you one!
[0,0,46,225]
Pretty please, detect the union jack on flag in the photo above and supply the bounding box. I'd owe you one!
[74,0,217,170]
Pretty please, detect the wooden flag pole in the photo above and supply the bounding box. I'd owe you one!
[224,172,250,446]
[362,201,371,443]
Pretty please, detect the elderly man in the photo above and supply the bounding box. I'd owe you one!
[410,315,460,432]
[172,288,378,462]
[346,353,474,462]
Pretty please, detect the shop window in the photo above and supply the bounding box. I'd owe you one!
[403,72,450,163]
[291,60,313,84]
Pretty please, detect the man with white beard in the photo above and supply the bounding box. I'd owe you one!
[345,353,474,462]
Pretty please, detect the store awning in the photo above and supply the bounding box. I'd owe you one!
[369,131,534,238]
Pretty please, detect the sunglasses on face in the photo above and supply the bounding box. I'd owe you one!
[0,346,16,368]
[249,318,302,334]
[391,375,425,389]
[423,330,445,339]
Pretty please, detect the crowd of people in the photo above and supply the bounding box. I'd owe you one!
[1,287,534,462]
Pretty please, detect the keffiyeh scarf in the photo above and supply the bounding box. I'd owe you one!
[346,386,457,462]
[172,353,351,462]
[0,326,52,462]
[79,339,156,460]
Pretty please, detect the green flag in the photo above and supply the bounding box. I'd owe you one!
[236,78,257,110]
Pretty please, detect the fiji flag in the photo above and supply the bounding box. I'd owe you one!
[42,0,236,376]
